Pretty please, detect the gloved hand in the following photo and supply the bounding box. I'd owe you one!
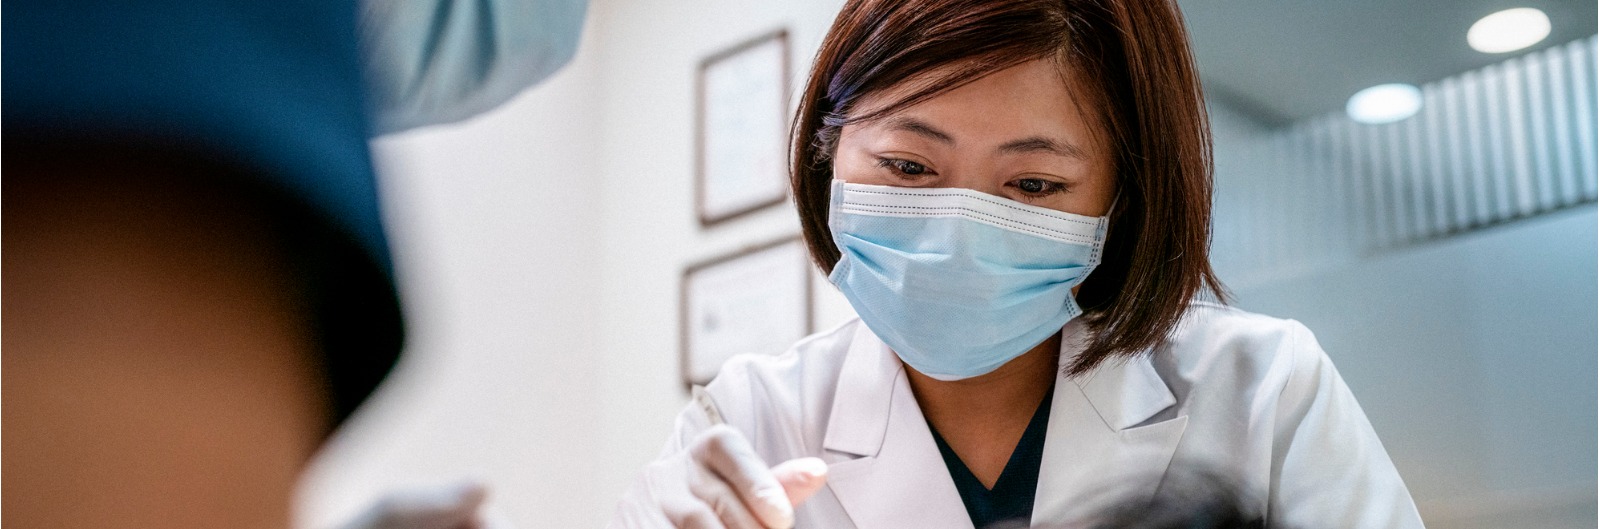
[611,425,829,529]
[337,481,511,529]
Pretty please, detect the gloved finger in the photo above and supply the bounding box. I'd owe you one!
[687,465,765,529]
[769,458,829,507]
[688,425,793,529]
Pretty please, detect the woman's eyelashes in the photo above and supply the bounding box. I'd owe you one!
[875,157,935,179]
[870,156,1070,199]
[1007,177,1069,198]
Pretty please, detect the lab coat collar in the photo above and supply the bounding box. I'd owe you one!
[820,319,1179,453]
[1058,320,1178,431]
[822,323,900,457]
[1033,319,1188,525]
[821,319,1186,527]
[823,322,975,529]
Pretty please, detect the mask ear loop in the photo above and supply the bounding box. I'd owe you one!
[1103,188,1123,219]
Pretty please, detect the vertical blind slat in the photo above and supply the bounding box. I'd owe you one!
[1522,50,1557,211]
[1545,43,1580,206]
[1422,82,1452,236]
[1571,38,1598,200]
[1504,57,1540,217]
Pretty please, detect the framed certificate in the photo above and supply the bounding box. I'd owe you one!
[680,236,813,388]
[695,30,791,226]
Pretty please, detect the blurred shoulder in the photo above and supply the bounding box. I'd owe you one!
[1158,301,1325,388]
[1173,301,1313,343]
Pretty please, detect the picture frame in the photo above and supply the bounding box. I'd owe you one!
[695,30,792,227]
[680,236,814,389]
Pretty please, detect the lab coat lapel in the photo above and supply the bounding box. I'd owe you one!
[1032,321,1188,526]
[823,325,975,529]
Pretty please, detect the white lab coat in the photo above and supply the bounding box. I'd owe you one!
[615,301,1425,528]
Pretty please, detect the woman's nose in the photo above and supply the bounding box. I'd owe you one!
[938,171,1006,196]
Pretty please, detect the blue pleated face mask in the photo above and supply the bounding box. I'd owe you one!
[827,180,1109,380]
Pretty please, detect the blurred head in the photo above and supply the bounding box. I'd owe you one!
[988,468,1265,529]
[1083,468,1266,529]
[792,0,1226,374]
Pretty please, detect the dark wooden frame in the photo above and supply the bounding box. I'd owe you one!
[694,29,792,227]
[679,235,814,390]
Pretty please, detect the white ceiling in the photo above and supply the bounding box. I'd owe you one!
[1178,0,1598,127]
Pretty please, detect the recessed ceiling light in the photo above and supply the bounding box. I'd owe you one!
[1468,7,1552,54]
[1346,83,1423,125]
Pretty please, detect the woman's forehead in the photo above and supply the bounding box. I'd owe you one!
[846,58,1108,151]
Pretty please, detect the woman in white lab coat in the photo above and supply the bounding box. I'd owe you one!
[612,0,1424,527]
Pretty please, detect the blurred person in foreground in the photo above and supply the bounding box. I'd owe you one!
[5,1,824,528]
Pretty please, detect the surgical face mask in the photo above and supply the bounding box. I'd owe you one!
[827,180,1108,380]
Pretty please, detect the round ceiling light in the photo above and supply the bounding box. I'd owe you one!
[1346,83,1423,125]
[1468,7,1552,54]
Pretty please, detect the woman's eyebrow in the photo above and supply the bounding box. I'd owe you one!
[998,136,1087,160]
[883,116,955,144]
[881,116,1085,160]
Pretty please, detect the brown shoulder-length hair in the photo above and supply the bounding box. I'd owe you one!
[791,0,1227,376]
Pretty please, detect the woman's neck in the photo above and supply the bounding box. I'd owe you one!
[905,333,1062,488]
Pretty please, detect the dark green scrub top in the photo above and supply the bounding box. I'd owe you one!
[929,387,1054,529]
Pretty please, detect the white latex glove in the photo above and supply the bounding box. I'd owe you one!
[611,425,829,529]
[337,481,512,529]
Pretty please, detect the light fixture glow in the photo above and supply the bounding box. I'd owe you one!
[1346,83,1423,125]
[1468,8,1551,53]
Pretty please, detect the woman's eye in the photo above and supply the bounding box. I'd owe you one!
[1011,178,1066,197]
[876,158,931,177]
